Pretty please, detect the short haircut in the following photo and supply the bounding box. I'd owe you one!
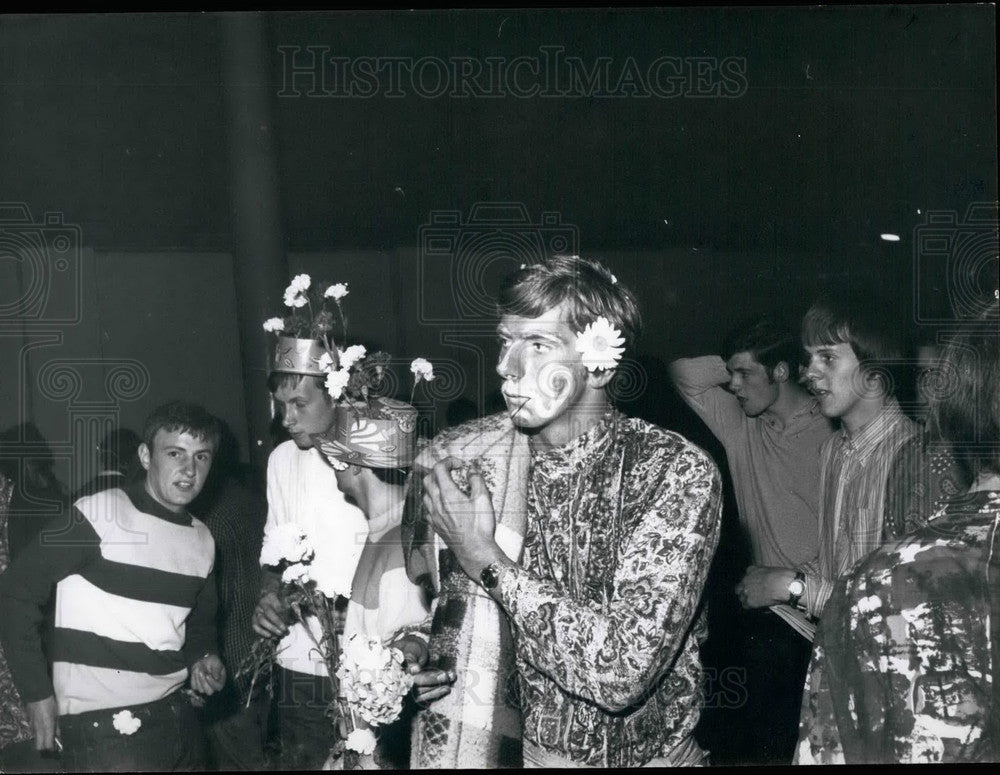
[267,371,328,397]
[142,401,221,451]
[497,255,642,354]
[723,317,801,379]
[801,291,905,395]
[932,304,1000,480]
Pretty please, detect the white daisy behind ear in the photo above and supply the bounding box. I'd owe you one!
[574,317,625,372]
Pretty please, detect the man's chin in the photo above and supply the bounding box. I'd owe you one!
[291,435,314,450]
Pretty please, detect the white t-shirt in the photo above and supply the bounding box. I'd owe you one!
[264,440,368,676]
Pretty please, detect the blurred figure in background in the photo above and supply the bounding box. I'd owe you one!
[0,423,68,561]
[72,427,143,501]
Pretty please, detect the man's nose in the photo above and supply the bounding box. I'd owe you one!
[496,344,522,380]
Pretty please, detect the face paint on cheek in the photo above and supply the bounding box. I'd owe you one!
[532,361,579,421]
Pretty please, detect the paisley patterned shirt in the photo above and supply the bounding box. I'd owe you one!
[494,411,722,767]
[796,489,1000,764]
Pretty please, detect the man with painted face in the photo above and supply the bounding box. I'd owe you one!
[669,319,834,764]
[251,335,368,770]
[0,401,226,772]
[403,256,722,768]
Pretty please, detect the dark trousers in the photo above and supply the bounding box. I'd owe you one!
[58,691,207,773]
[204,685,269,771]
[737,609,813,765]
[274,666,337,771]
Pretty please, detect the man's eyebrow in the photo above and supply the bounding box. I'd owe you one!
[496,328,565,343]
[523,331,565,343]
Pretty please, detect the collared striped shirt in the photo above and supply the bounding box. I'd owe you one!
[798,400,919,618]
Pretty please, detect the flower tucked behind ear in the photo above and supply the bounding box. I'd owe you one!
[574,317,625,372]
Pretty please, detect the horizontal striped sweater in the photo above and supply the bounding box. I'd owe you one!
[0,483,218,715]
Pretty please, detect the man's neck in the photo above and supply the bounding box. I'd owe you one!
[841,394,889,437]
[761,382,814,430]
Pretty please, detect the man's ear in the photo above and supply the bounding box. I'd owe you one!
[773,361,789,383]
[137,443,151,471]
[586,368,617,390]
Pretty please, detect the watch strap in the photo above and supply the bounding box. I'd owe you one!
[787,570,806,608]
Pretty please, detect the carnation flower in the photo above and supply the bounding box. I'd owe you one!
[288,274,311,294]
[112,709,141,735]
[325,283,349,301]
[345,728,377,755]
[281,562,311,585]
[262,317,285,333]
[283,290,308,308]
[309,555,353,599]
[260,523,315,567]
[410,358,435,382]
[574,317,625,372]
[339,344,367,371]
[325,368,351,400]
[337,635,413,727]
[318,352,335,372]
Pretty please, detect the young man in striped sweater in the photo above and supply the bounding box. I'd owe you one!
[0,401,226,772]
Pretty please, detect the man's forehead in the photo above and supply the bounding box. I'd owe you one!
[726,351,764,371]
[274,376,318,401]
[497,306,573,337]
[152,428,214,451]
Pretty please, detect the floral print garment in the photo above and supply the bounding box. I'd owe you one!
[495,411,722,767]
[0,474,33,749]
[797,490,1000,764]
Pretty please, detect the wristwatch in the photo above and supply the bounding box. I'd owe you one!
[787,571,806,608]
[480,561,505,591]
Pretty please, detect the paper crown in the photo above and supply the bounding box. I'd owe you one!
[272,336,339,377]
[312,397,417,469]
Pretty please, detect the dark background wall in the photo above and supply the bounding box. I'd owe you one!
[0,7,996,495]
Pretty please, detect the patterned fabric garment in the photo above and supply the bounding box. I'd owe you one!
[796,489,1000,764]
[403,411,529,769]
[0,473,33,749]
[495,410,722,767]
